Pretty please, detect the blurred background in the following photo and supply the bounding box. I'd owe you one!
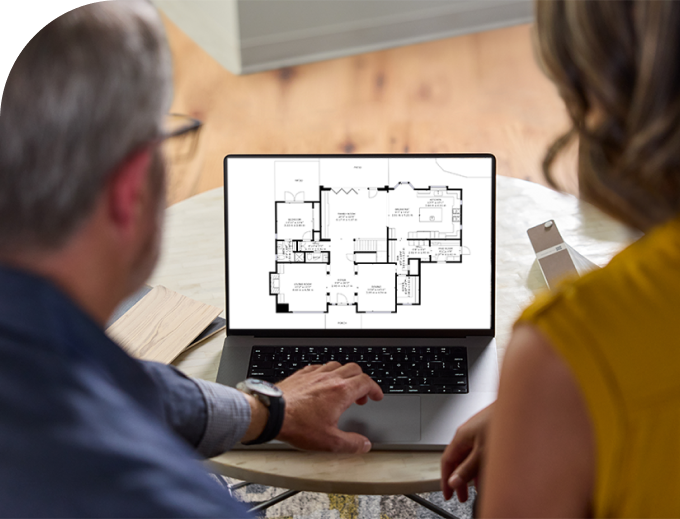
[156,0,576,207]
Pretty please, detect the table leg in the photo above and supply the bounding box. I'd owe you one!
[228,481,253,492]
[248,489,301,514]
[405,493,461,519]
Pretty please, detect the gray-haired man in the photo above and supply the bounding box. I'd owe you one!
[0,2,382,516]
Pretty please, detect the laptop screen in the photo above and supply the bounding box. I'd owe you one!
[225,155,495,337]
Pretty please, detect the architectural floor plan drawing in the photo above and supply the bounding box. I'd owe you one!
[268,160,469,327]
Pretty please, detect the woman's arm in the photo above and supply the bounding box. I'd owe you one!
[479,324,595,518]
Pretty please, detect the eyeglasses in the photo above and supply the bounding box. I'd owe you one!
[159,113,203,164]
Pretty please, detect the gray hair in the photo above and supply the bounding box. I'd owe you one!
[0,0,172,250]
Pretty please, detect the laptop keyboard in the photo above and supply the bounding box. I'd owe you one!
[247,346,468,394]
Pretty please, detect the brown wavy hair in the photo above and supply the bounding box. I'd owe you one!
[535,0,680,231]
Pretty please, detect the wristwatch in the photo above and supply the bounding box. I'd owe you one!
[236,378,286,445]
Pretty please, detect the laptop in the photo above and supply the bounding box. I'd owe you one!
[217,154,498,450]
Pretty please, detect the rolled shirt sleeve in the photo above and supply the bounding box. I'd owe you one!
[139,361,251,457]
[192,378,251,457]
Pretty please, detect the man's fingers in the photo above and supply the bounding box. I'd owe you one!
[295,364,323,374]
[276,362,387,454]
[343,372,383,402]
[366,378,384,401]
[332,362,365,377]
[330,430,372,454]
[316,361,342,372]
[313,363,382,404]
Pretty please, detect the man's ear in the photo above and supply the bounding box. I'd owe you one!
[106,147,153,233]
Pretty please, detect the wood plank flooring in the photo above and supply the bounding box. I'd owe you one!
[163,17,576,206]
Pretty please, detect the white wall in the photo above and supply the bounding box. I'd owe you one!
[154,0,533,75]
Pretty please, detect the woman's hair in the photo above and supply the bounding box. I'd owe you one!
[535,0,680,231]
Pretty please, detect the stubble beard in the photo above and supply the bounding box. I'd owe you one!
[125,150,166,295]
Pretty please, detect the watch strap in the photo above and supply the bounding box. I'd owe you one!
[242,393,285,445]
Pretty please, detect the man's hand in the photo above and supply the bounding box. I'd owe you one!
[275,362,383,453]
[441,403,494,502]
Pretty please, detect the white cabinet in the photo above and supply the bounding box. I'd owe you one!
[153,0,533,75]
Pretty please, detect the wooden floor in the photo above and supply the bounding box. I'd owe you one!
[163,17,576,206]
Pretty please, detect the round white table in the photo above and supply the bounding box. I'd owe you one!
[147,175,634,497]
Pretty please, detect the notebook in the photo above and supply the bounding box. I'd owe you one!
[217,154,498,449]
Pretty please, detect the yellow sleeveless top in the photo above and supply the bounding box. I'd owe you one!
[518,215,680,518]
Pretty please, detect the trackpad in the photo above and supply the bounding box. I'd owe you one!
[338,395,421,443]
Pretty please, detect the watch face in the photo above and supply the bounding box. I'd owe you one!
[245,378,283,398]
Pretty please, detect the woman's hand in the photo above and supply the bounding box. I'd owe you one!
[440,403,494,502]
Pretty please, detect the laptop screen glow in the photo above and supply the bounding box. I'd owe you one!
[226,155,494,334]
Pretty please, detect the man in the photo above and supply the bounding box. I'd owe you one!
[0,2,382,516]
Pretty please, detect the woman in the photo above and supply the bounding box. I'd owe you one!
[441,1,680,516]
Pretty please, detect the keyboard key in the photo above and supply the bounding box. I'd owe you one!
[249,369,273,378]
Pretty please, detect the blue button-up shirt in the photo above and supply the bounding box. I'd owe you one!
[0,266,251,517]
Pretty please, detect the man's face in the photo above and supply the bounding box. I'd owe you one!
[124,148,166,296]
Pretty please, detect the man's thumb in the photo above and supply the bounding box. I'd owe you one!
[333,431,372,454]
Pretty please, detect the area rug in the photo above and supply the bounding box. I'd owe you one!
[223,477,476,519]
